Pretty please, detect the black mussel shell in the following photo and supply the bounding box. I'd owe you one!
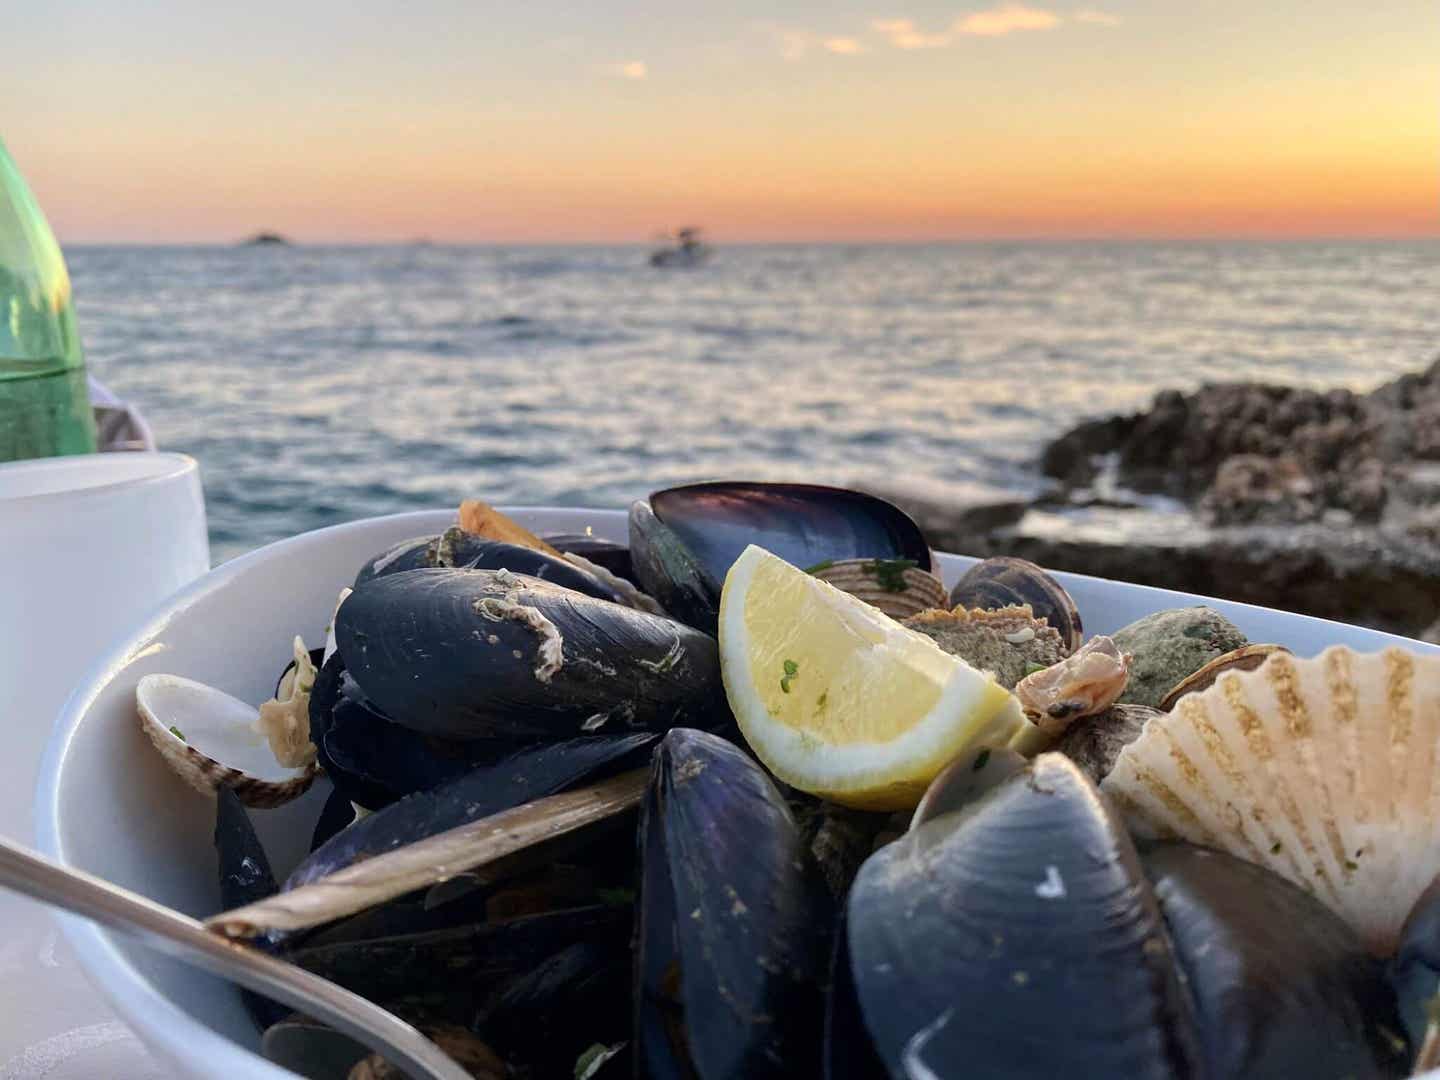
[846,753,1199,1079]
[636,729,833,1079]
[1142,842,1408,1079]
[310,785,357,852]
[261,1019,369,1078]
[949,556,1083,653]
[354,528,624,604]
[823,909,887,1080]
[479,936,633,1076]
[214,789,288,1030]
[288,732,658,888]
[1389,872,1440,1051]
[321,694,513,810]
[288,905,630,1029]
[653,480,931,588]
[629,499,721,634]
[544,533,636,584]
[337,568,723,740]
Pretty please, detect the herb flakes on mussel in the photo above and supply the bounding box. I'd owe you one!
[336,568,723,741]
[636,729,833,1079]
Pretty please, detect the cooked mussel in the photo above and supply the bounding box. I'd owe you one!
[842,752,1409,1078]
[948,556,1083,653]
[846,752,1197,1079]
[636,729,833,1079]
[215,788,288,1030]
[335,568,723,740]
[354,527,625,604]
[1142,842,1408,1079]
[630,482,932,633]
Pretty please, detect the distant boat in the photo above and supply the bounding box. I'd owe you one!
[649,227,711,268]
[240,232,291,247]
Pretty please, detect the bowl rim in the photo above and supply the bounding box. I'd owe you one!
[33,504,1440,1079]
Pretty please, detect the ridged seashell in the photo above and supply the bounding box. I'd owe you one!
[901,604,1068,689]
[1157,643,1291,711]
[137,674,317,808]
[807,557,948,619]
[1101,645,1440,954]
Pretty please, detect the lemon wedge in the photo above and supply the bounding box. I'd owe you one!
[718,544,1031,810]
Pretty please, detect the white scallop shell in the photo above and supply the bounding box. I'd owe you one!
[1101,645,1440,954]
[136,674,316,808]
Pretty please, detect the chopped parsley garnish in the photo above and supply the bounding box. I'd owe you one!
[973,748,992,772]
[1023,661,1049,677]
[169,726,185,742]
[865,558,918,592]
[780,659,799,694]
[803,559,836,575]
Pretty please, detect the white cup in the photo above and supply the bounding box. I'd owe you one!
[0,452,207,1076]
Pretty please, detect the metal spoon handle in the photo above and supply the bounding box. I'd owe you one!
[0,836,469,1080]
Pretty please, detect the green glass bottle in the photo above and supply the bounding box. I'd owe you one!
[0,138,96,461]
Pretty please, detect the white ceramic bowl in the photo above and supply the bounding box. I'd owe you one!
[35,507,1440,1079]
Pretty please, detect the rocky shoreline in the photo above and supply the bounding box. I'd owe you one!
[877,357,1440,641]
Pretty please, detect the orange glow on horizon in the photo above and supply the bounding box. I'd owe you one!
[10,3,1437,244]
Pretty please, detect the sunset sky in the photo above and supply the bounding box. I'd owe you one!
[10,1,1437,243]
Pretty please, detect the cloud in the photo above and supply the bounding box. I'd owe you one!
[871,18,952,49]
[754,22,867,59]
[608,60,647,80]
[954,4,1060,36]
[1074,8,1122,25]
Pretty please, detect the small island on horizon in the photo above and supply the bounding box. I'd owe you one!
[240,232,291,247]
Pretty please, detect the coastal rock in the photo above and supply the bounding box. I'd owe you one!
[877,356,1440,642]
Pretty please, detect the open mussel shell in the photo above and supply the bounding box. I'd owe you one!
[1141,842,1409,1079]
[948,556,1083,654]
[354,527,625,605]
[847,753,1199,1078]
[908,744,1027,830]
[807,557,947,619]
[636,729,833,1079]
[136,674,316,808]
[654,481,932,582]
[1390,872,1440,1053]
[1157,643,1292,711]
[337,568,723,740]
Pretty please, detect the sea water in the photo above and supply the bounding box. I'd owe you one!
[65,242,1440,562]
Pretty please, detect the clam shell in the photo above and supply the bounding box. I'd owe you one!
[1157,643,1291,711]
[1102,646,1440,954]
[808,558,948,619]
[901,604,1068,689]
[949,556,1083,654]
[136,674,316,808]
